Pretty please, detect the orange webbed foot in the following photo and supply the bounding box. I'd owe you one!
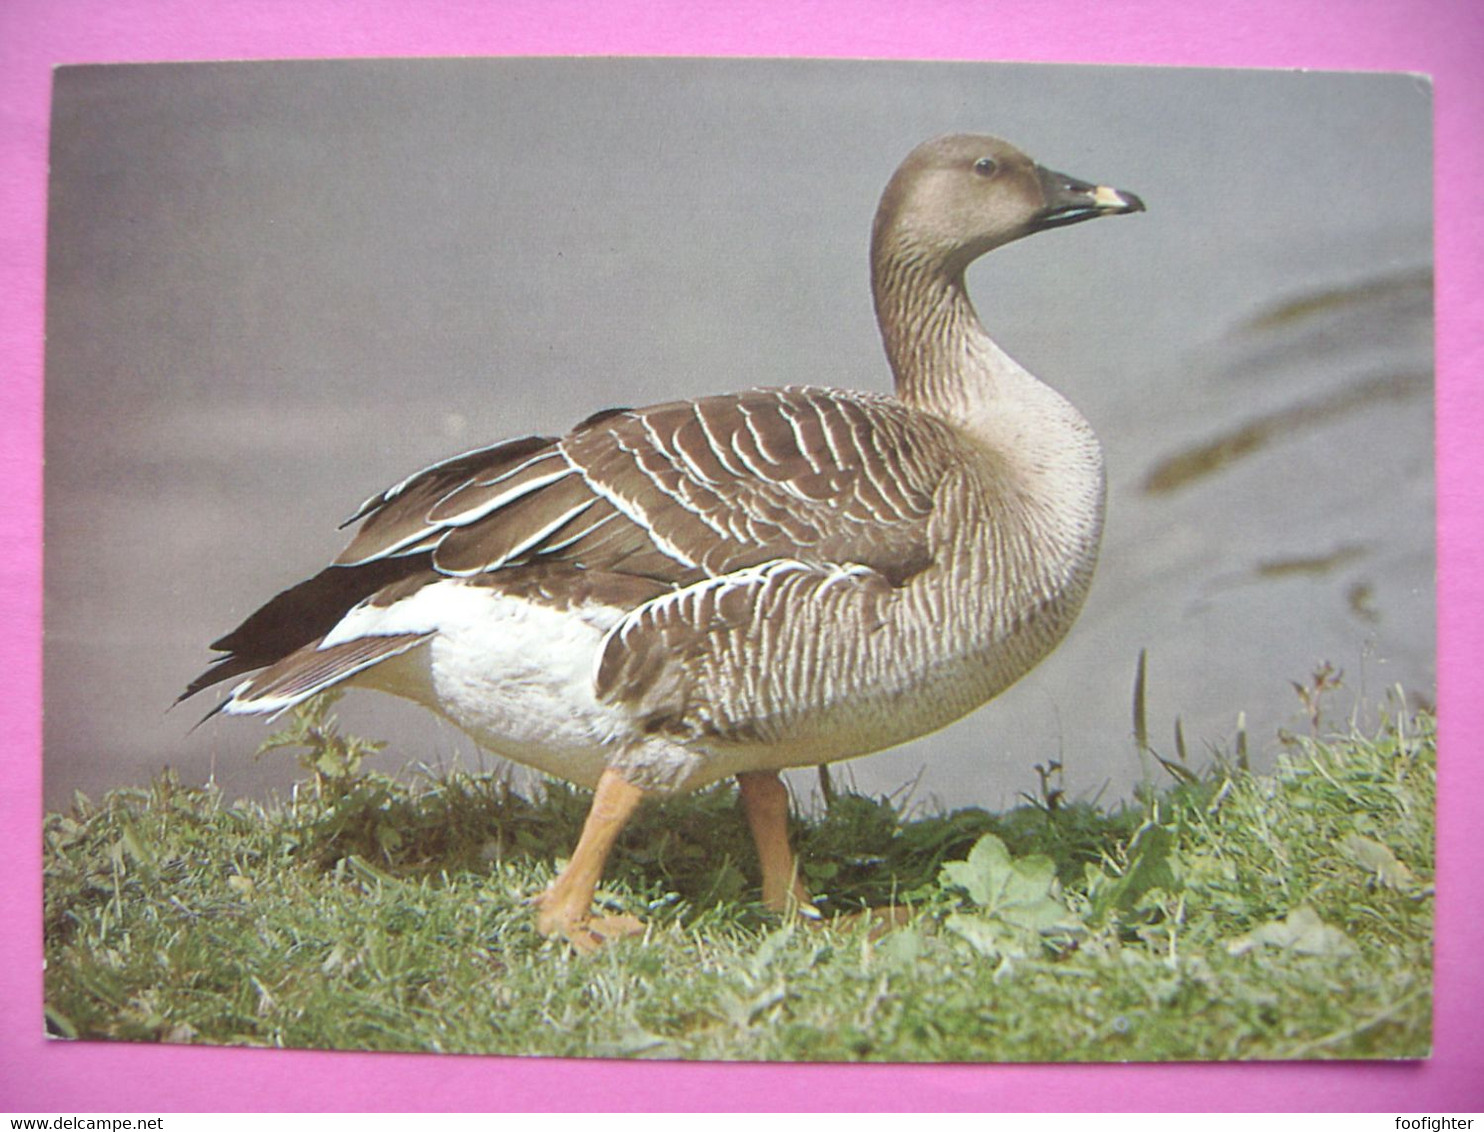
[535,886,648,951]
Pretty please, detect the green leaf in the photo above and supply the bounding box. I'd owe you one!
[945,911,1016,959]
[940,834,1082,944]
[748,926,793,980]
[118,817,157,877]
[375,823,405,855]
[941,833,1017,906]
[873,926,924,970]
[1095,822,1179,918]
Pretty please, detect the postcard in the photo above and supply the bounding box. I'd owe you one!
[42,57,1434,1061]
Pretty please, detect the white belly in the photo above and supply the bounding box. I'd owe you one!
[346,581,627,789]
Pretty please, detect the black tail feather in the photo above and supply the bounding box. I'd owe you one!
[180,554,432,704]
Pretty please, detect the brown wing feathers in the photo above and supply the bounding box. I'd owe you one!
[187,386,950,706]
[337,436,560,565]
[332,386,947,588]
[561,388,945,581]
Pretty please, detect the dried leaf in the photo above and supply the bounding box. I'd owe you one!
[1342,834,1417,890]
[1228,905,1357,957]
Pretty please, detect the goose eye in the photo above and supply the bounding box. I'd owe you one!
[973,156,998,177]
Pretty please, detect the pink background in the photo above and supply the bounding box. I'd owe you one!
[2,0,1479,1113]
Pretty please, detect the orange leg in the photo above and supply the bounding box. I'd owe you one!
[536,766,647,950]
[737,770,812,913]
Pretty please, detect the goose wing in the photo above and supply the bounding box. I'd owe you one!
[196,386,965,722]
[337,385,955,587]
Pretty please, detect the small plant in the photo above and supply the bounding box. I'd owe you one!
[1082,817,1179,929]
[939,834,1084,961]
[256,691,383,796]
[1289,660,1345,738]
[1131,649,1202,788]
[1022,760,1066,812]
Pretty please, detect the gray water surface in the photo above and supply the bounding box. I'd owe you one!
[43,59,1434,812]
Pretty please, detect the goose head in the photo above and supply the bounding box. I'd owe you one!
[872,134,1145,278]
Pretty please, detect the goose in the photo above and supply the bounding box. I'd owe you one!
[183,134,1143,949]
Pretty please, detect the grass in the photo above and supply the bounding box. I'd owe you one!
[43,688,1434,1061]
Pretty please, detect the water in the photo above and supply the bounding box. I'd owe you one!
[43,59,1434,812]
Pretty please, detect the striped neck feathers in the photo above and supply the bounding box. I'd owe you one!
[870,233,1106,543]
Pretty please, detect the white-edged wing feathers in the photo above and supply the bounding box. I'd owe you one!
[334,386,953,587]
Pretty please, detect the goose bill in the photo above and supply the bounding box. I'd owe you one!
[1031,164,1145,232]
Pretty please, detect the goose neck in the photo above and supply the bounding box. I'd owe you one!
[871,251,1008,421]
[871,241,1106,546]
